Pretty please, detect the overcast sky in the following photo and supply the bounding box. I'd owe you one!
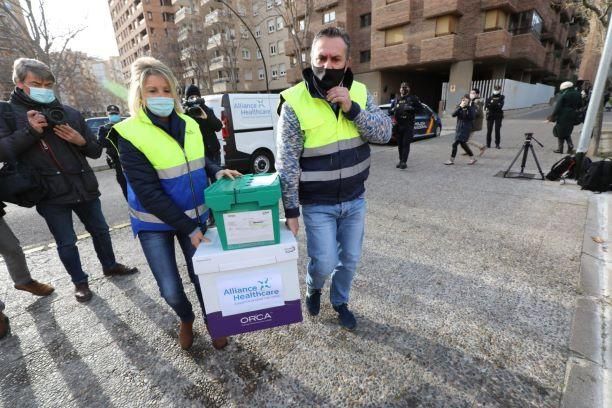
[32,0,119,59]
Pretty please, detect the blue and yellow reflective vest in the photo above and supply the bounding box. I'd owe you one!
[113,109,208,235]
[280,80,370,204]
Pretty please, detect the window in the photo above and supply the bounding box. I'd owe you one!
[268,19,276,33]
[269,42,277,55]
[360,13,371,28]
[279,63,286,77]
[323,10,336,24]
[435,15,458,37]
[258,68,265,80]
[509,9,543,37]
[253,3,259,16]
[276,16,284,30]
[484,9,507,31]
[266,0,272,10]
[271,65,278,79]
[147,11,152,20]
[385,26,404,46]
[257,49,262,59]
[298,18,305,31]
[359,50,371,63]
[301,51,307,63]
[242,48,251,59]
[255,26,261,38]
[245,70,253,81]
[277,40,284,54]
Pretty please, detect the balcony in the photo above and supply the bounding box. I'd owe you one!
[370,42,419,70]
[177,26,191,42]
[475,30,512,59]
[209,56,231,71]
[141,33,149,44]
[286,66,303,84]
[284,31,313,57]
[171,0,190,6]
[420,34,463,63]
[175,7,195,24]
[510,33,546,68]
[423,0,467,19]
[480,0,517,13]
[205,9,230,25]
[373,0,410,31]
[135,2,143,15]
[207,33,222,49]
[314,0,339,12]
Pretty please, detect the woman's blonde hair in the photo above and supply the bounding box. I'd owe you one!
[128,57,183,117]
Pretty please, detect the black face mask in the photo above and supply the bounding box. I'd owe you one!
[312,65,346,91]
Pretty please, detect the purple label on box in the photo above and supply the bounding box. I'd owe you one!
[206,299,303,338]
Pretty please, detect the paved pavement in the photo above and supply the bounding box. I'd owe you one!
[0,108,610,407]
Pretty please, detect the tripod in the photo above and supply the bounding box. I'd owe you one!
[503,132,545,180]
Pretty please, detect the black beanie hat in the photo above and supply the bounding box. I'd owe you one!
[186,84,201,98]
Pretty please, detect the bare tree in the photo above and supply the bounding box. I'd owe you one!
[179,12,214,94]
[271,0,314,72]
[0,0,84,91]
[563,0,612,154]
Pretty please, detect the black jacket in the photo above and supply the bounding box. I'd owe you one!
[0,89,102,205]
[485,94,505,119]
[452,105,475,142]
[191,103,222,155]
[391,94,421,125]
[113,109,222,236]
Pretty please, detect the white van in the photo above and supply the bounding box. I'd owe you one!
[203,93,280,174]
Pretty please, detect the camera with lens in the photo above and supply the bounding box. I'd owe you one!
[40,106,66,129]
[183,97,205,117]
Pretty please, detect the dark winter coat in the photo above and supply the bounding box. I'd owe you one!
[452,105,475,142]
[192,103,223,155]
[0,88,102,205]
[550,88,582,140]
[485,94,505,119]
[390,94,421,127]
[469,97,484,131]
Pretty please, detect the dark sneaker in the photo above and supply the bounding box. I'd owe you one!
[495,145,501,149]
[395,162,402,168]
[0,312,10,340]
[74,282,92,303]
[399,162,407,170]
[333,303,357,331]
[305,289,321,316]
[103,263,138,277]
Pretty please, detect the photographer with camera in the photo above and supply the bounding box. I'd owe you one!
[184,85,223,166]
[0,58,138,303]
[97,104,127,200]
[390,82,421,170]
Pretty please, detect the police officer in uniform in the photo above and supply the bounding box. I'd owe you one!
[390,82,421,169]
[98,104,128,200]
[485,85,505,148]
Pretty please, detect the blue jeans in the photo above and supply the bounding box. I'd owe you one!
[138,230,205,323]
[302,196,366,306]
[36,198,117,284]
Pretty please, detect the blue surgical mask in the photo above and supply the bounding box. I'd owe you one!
[146,97,175,117]
[28,87,56,104]
[108,114,121,123]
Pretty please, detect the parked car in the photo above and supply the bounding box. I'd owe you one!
[85,116,129,137]
[377,102,442,144]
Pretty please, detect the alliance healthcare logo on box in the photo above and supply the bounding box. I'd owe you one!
[216,270,284,317]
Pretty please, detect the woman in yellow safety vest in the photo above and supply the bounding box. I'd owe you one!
[107,57,241,351]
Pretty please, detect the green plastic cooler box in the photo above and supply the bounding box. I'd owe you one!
[204,173,281,250]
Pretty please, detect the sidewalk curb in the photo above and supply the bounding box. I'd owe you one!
[561,194,612,408]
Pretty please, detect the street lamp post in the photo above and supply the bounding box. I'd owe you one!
[214,0,270,94]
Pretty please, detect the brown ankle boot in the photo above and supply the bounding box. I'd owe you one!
[0,312,10,340]
[178,321,194,350]
[15,280,55,297]
[205,323,229,350]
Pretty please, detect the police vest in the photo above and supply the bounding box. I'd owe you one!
[280,80,370,205]
[113,109,208,235]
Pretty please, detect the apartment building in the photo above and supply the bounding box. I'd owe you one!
[109,0,181,84]
[174,0,291,94]
[0,0,28,99]
[284,0,586,108]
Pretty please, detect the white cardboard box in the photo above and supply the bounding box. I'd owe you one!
[193,227,302,338]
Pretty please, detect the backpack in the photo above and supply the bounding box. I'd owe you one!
[546,155,576,181]
[574,108,586,126]
[578,159,612,192]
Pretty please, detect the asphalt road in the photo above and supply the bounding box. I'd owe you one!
[1,109,606,407]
